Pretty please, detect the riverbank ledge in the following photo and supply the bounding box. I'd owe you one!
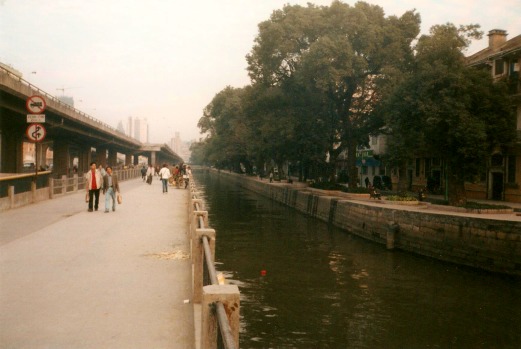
[205,170,521,277]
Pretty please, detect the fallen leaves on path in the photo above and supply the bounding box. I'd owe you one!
[144,250,190,260]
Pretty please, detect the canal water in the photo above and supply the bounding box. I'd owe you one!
[194,171,521,349]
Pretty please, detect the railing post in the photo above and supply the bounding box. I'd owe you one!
[191,210,209,239]
[73,174,78,192]
[193,228,216,304]
[191,198,204,214]
[49,177,54,199]
[31,181,36,203]
[201,285,240,349]
[189,199,205,230]
[61,175,67,194]
[8,185,14,209]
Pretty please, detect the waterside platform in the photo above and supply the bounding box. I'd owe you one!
[0,178,195,348]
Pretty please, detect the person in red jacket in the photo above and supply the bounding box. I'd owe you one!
[85,161,102,212]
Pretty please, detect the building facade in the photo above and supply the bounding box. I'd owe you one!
[348,29,521,202]
[465,29,521,202]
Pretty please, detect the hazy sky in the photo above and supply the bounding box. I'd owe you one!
[1,0,520,144]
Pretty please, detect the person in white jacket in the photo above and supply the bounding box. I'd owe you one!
[158,163,171,194]
[146,164,154,185]
[85,161,102,211]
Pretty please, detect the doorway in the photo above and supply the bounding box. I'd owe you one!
[491,172,504,200]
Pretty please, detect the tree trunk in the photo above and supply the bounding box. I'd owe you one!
[447,169,467,206]
[397,161,408,193]
[327,148,339,183]
[347,139,358,189]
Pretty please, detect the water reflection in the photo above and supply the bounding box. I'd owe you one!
[195,172,521,349]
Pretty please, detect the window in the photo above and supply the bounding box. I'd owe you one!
[507,156,516,183]
[495,59,504,76]
[425,158,431,178]
[415,158,421,177]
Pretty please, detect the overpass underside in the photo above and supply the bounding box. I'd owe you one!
[0,67,183,177]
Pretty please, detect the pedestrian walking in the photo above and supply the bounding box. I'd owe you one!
[146,164,154,185]
[140,165,147,181]
[184,165,192,189]
[159,163,171,193]
[85,161,102,212]
[102,166,120,212]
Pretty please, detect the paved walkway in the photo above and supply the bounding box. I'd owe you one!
[0,177,195,349]
[347,194,521,222]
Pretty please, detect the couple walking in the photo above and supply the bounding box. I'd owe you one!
[85,161,120,212]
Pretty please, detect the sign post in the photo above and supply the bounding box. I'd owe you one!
[26,96,47,180]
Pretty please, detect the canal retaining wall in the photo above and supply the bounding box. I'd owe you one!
[208,170,521,276]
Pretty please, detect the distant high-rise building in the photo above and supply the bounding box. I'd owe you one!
[170,132,192,162]
[116,121,125,134]
[126,117,149,143]
[171,132,181,154]
[57,95,74,107]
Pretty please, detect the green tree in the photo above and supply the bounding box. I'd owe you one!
[384,24,516,205]
[189,140,207,165]
[197,86,252,171]
[247,1,420,187]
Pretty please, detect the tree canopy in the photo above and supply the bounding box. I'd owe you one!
[244,1,421,186]
[382,24,516,204]
[191,2,515,205]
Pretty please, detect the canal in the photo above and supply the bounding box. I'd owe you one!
[194,171,521,349]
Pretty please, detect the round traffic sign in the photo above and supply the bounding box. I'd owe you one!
[26,123,46,142]
[26,95,46,114]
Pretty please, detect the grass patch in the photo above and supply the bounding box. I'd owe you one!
[385,195,417,202]
[310,182,346,191]
[464,202,511,210]
[310,182,375,194]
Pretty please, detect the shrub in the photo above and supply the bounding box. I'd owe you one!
[311,182,345,191]
[385,195,417,202]
[337,170,349,183]
[373,176,383,189]
[382,175,392,190]
[464,201,511,210]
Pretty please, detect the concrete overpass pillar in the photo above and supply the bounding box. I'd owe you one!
[79,147,91,174]
[96,147,107,167]
[53,139,69,178]
[132,154,139,166]
[125,153,132,167]
[1,131,23,173]
[108,148,117,167]
[151,151,157,166]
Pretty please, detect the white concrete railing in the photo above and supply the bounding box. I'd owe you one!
[188,174,240,349]
[0,169,141,211]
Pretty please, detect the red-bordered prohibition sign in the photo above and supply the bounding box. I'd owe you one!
[26,123,46,142]
[26,95,46,114]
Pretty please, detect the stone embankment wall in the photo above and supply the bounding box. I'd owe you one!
[210,170,521,276]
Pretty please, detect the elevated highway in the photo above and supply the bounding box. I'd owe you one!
[0,65,183,177]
